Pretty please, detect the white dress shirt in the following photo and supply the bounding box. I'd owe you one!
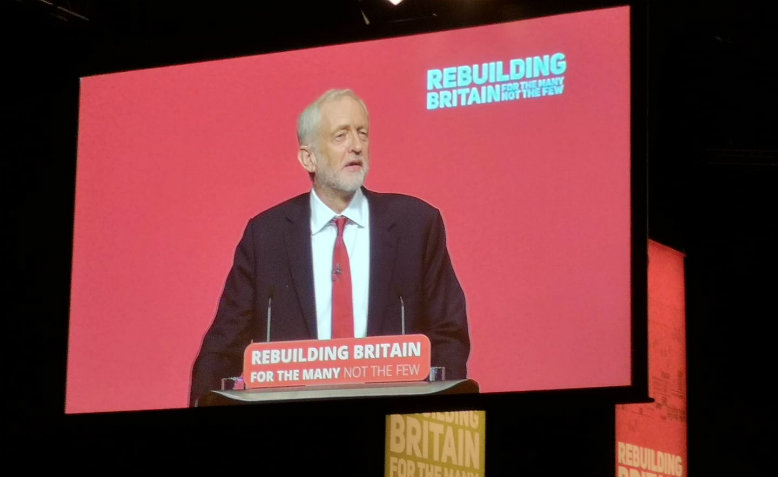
[309,188,370,339]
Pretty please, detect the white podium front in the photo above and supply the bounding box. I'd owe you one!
[198,379,479,406]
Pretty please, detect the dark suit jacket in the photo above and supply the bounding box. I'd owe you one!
[190,188,469,405]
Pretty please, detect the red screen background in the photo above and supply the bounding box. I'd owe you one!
[67,6,632,413]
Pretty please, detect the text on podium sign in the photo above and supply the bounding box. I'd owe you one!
[242,334,431,389]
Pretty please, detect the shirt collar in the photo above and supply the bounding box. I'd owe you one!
[310,187,368,235]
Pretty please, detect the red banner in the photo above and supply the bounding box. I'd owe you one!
[242,334,431,389]
[615,241,687,476]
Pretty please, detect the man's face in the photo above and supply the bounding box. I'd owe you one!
[310,95,370,197]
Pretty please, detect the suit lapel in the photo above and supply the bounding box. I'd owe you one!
[284,195,317,338]
[366,190,399,335]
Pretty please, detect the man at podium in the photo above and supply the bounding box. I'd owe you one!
[190,89,470,406]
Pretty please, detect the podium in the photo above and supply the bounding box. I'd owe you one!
[198,378,480,407]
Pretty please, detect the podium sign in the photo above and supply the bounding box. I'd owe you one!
[242,334,431,389]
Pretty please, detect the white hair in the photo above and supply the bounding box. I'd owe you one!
[297,89,369,151]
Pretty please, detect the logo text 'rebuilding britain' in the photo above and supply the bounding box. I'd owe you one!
[427,53,567,110]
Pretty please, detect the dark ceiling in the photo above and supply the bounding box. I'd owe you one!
[3,0,776,475]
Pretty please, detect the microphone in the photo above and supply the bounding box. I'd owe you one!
[266,287,274,342]
[399,294,406,335]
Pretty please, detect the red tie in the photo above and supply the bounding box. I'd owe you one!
[332,216,354,338]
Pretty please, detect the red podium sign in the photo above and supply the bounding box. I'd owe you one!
[242,334,431,389]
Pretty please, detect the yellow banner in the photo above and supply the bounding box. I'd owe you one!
[385,410,486,477]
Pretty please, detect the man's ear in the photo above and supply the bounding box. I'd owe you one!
[298,146,316,174]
